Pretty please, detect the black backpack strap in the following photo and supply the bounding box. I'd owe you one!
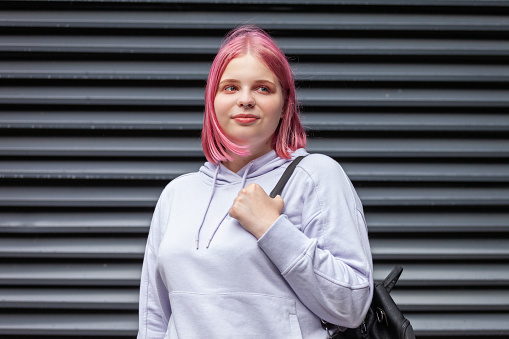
[383,265,403,292]
[269,155,306,198]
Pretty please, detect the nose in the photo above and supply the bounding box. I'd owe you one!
[237,92,255,108]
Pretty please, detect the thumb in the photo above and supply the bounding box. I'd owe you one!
[273,195,285,213]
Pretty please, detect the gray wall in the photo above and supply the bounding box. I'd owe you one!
[1,0,508,337]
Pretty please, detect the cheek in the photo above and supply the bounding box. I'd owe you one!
[213,95,232,119]
[270,97,284,120]
[213,98,225,121]
[259,94,283,115]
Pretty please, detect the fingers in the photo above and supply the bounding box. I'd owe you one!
[228,204,237,219]
[230,185,283,217]
[273,194,285,213]
[229,184,285,239]
[229,195,244,217]
[241,183,261,194]
[229,185,253,220]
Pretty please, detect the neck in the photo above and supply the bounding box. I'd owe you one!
[222,146,273,173]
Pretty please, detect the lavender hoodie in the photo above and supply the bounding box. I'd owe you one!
[138,148,373,339]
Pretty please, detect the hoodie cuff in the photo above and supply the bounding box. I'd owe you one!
[257,214,313,274]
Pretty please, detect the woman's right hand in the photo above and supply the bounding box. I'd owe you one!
[229,183,284,239]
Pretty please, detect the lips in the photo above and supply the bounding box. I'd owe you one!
[233,114,259,124]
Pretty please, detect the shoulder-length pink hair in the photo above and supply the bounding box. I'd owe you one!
[201,25,307,163]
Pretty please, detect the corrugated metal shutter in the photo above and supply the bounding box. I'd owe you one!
[1,0,508,337]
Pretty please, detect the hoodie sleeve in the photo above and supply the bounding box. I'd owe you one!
[257,154,373,328]
[138,189,172,339]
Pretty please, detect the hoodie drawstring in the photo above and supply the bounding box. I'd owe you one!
[239,163,253,189]
[198,162,254,250]
[195,165,220,249]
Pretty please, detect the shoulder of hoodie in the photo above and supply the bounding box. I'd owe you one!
[295,153,360,203]
[296,153,347,182]
[156,171,202,202]
[147,172,200,246]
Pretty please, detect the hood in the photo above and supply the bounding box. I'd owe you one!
[195,148,308,249]
[199,148,308,186]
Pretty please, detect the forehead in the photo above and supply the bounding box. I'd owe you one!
[220,54,277,81]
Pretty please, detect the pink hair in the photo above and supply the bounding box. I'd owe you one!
[201,25,307,163]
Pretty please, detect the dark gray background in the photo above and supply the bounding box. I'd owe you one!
[0,0,508,337]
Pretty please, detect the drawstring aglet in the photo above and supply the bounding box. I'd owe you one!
[196,240,199,250]
[206,239,212,249]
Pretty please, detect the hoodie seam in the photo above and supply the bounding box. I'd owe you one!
[293,156,370,286]
[169,291,295,302]
[298,156,364,252]
[292,162,327,243]
[313,266,370,290]
[355,207,371,276]
[141,245,154,338]
[281,240,315,275]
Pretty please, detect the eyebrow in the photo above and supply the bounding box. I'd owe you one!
[218,79,277,87]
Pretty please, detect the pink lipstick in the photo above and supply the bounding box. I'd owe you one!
[233,114,259,124]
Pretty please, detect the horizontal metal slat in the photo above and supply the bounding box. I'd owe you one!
[417,313,509,336]
[408,313,509,336]
[11,0,509,7]
[0,263,141,286]
[2,11,508,32]
[0,35,219,54]
[0,61,212,81]
[0,137,204,157]
[2,137,508,158]
[3,288,507,312]
[0,287,138,310]
[295,63,509,82]
[1,237,507,260]
[1,36,508,56]
[360,187,509,206]
[373,263,509,287]
[2,61,509,82]
[341,162,509,182]
[1,312,508,337]
[1,263,507,287]
[0,86,204,106]
[366,212,509,233]
[0,312,508,336]
[0,160,202,180]
[0,111,205,130]
[304,113,509,132]
[371,238,509,260]
[0,186,162,207]
[0,212,151,234]
[393,289,509,312]
[2,160,508,182]
[300,88,509,107]
[3,87,509,107]
[309,138,509,158]
[1,186,508,208]
[0,237,146,259]
[3,112,509,132]
[2,212,507,234]
[0,313,138,336]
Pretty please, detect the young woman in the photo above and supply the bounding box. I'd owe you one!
[138,25,373,339]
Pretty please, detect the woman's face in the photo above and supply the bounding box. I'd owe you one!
[214,54,284,157]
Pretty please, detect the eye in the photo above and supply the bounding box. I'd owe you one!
[257,86,270,93]
[223,85,237,92]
